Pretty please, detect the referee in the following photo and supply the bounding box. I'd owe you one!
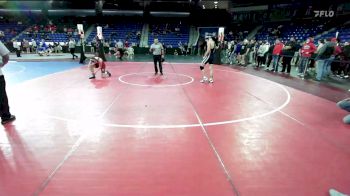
[149,38,164,75]
[0,31,15,124]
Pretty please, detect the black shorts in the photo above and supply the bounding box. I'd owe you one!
[202,54,214,65]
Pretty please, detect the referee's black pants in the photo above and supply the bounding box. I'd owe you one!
[153,55,162,74]
[0,75,11,119]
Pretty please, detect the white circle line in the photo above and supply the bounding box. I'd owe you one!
[43,66,291,129]
[118,72,194,87]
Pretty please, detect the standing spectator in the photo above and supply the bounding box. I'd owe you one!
[68,38,78,60]
[264,41,274,68]
[12,39,21,57]
[322,38,339,78]
[24,39,30,53]
[79,40,87,64]
[271,39,284,72]
[256,41,269,68]
[336,42,348,78]
[316,40,335,81]
[124,40,129,48]
[316,39,325,53]
[239,39,249,66]
[116,39,123,49]
[298,37,316,77]
[247,40,256,65]
[0,32,16,124]
[332,39,343,76]
[184,42,188,56]
[254,41,262,65]
[234,41,242,64]
[178,41,184,55]
[340,42,350,78]
[197,38,203,56]
[191,43,196,55]
[91,39,96,53]
[281,37,297,74]
[31,39,37,53]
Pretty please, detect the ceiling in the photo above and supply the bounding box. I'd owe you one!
[0,0,348,11]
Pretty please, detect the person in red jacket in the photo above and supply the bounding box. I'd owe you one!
[270,39,284,72]
[298,37,316,77]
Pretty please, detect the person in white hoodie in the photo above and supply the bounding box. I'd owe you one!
[256,41,269,68]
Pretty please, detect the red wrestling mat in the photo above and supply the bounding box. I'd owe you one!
[1,62,349,195]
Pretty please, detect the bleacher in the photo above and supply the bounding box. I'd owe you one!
[255,23,325,43]
[281,24,324,42]
[316,27,350,42]
[0,22,27,42]
[16,22,81,43]
[148,23,189,47]
[87,22,143,44]
[18,32,80,43]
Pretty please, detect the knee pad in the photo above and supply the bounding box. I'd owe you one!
[200,66,204,70]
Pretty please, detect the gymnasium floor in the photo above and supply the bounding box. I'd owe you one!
[1,54,350,196]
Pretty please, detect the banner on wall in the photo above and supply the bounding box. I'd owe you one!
[218,27,225,42]
[97,26,103,40]
[77,24,84,39]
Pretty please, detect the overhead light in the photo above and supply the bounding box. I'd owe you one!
[214,1,218,4]
[202,5,205,9]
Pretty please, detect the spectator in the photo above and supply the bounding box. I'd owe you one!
[184,42,188,56]
[31,39,37,53]
[239,39,249,66]
[340,42,350,79]
[315,38,335,81]
[256,41,269,68]
[24,39,30,54]
[234,41,242,64]
[271,39,284,72]
[116,39,123,49]
[12,39,21,57]
[298,37,316,77]
[325,38,339,78]
[91,39,96,53]
[332,39,343,77]
[247,40,256,64]
[281,37,297,74]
